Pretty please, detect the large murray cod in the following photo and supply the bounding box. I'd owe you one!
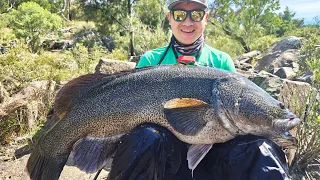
[26,65,301,180]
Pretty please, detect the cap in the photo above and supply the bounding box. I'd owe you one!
[167,0,208,10]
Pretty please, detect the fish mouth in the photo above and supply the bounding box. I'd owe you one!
[271,116,301,148]
[273,116,301,132]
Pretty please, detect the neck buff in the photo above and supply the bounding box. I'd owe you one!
[171,34,205,55]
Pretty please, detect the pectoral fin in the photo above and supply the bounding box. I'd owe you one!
[164,98,211,136]
[187,144,212,177]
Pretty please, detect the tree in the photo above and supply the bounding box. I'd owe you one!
[209,0,280,52]
[8,2,63,53]
[75,0,166,56]
[0,0,25,13]
[275,7,304,36]
[134,0,166,28]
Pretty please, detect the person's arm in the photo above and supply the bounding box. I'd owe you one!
[221,53,236,72]
[136,54,152,68]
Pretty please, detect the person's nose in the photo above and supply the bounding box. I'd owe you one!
[182,14,194,26]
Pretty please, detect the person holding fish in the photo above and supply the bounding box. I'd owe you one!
[109,0,292,179]
[26,0,300,180]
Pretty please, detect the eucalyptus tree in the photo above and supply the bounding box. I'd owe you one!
[209,0,280,52]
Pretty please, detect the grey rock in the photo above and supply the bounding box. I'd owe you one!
[272,36,301,52]
[95,58,136,74]
[234,50,261,64]
[293,73,313,84]
[254,36,301,72]
[248,70,311,115]
[44,40,75,50]
[273,49,300,69]
[274,67,296,79]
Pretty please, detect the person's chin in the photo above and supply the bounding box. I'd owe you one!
[178,35,196,44]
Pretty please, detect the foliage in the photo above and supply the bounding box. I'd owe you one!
[0,42,106,90]
[0,13,10,28]
[8,2,63,53]
[250,35,278,52]
[205,34,244,59]
[75,0,130,35]
[0,28,16,46]
[289,30,320,179]
[132,20,169,55]
[134,0,166,28]
[104,48,129,61]
[205,23,244,58]
[209,0,281,52]
[0,43,70,90]
[0,0,67,14]
[0,41,107,143]
[298,32,320,85]
[290,88,320,179]
[69,43,107,74]
[274,7,304,37]
[0,115,23,144]
[284,26,320,39]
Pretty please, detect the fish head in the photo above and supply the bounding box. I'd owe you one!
[216,75,301,146]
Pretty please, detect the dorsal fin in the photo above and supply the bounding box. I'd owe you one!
[54,73,114,119]
[54,66,158,119]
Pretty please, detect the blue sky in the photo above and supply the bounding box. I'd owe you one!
[279,0,320,23]
[208,0,320,24]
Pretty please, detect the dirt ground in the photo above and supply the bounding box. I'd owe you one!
[0,139,110,180]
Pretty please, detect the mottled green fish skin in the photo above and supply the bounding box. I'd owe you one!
[26,65,300,180]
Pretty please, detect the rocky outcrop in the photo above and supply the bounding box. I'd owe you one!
[234,50,261,72]
[248,71,312,114]
[95,58,136,74]
[254,36,301,76]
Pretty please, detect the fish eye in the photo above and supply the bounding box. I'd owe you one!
[279,102,285,109]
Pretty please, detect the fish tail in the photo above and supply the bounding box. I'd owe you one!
[26,146,68,180]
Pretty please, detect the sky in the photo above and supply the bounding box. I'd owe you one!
[208,0,320,24]
[279,0,320,23]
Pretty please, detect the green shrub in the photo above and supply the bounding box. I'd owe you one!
[205,35,244,58]
[8,2,63,53]
[289,30,320,179]
[0,13,10,28]
[104,48,129,61]
[133,22,169,55]
[298,33,320,85]
[284,26,320,39]
[250,35,278,53]
[0,28,16,46]
[69,43,107,74]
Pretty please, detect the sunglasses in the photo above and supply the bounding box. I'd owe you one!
[171,9,206,22]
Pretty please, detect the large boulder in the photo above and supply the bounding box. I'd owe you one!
[248,71,311,114]
[254,36,301,73]
[95,58,136,74]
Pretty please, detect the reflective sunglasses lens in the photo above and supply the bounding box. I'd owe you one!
[173,10,187,22]
[191,11,205,22]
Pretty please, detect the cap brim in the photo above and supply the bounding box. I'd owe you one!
[168,1,207,10]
